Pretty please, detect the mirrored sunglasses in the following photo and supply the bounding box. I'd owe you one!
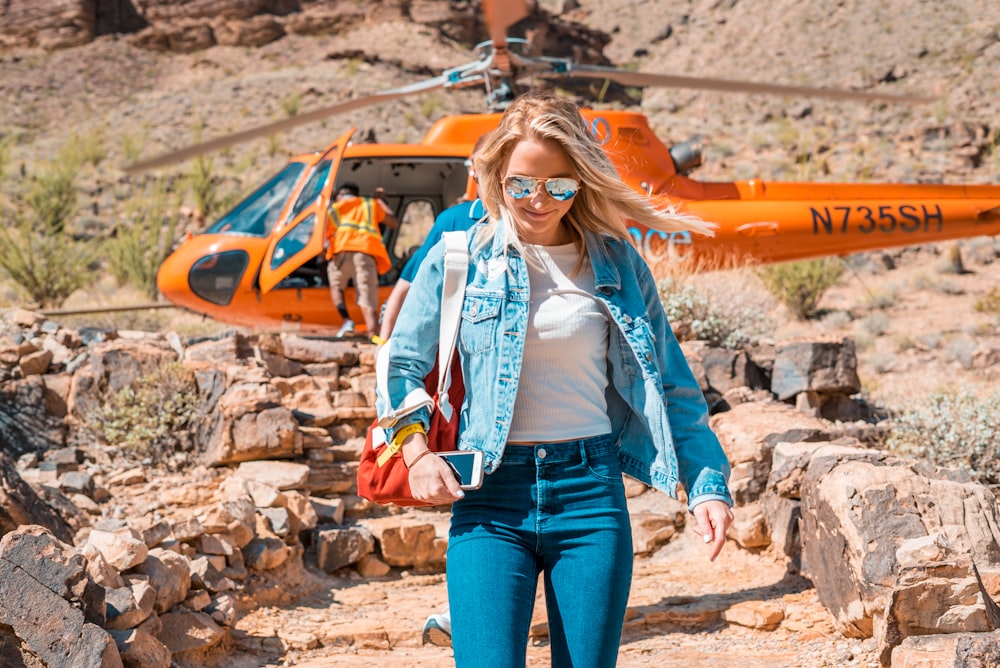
[504,175,580,201]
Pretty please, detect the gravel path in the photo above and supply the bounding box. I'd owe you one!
[219,526,880,668]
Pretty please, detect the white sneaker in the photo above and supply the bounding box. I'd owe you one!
[421,609,452,647]
[336,320,355,337]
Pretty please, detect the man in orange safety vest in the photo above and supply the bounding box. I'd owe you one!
[325,182,398,340]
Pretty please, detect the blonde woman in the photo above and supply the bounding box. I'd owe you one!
[377,90,733,667]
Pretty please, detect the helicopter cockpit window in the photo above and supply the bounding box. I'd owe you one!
[288,160,333,221]
[270,213,316,271]
[204,162,306,237]
[188,250,249,306]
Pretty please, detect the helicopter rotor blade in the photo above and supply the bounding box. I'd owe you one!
[548,62,934,104]
[123,74,455,174]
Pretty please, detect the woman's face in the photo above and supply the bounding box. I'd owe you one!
[502,137,578,246]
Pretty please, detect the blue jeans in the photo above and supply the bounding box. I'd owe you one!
[447,435,633,668]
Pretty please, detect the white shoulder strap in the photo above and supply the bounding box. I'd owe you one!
[374,231,469,429]
[436,231,470,421]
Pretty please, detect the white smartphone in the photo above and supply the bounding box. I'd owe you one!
[438,450,485,490]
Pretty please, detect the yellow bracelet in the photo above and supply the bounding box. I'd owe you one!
[377,423,427,467]
[391,423,426,448]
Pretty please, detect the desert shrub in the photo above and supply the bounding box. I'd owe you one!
[865,351,897,374]
[944,335,976,369]
[188,153,217,218]
[65,129,107,167]
[893,333,916,352]
[280,90,301,117]
[89,361,199,464]
[659,276,774,349]
[863,287,897,310]
[120,129,147,164]
[23,162,77,234]
[853,331,875,352]
[819,309,852,330]
[913,270,964,295]
[0,136,10,184]
[0,145,100,307]
[106,178,182,299]
[884,390,1000,491]
[756,257,845,320]
[0,217,100,308]
[918,332,942,349]
[974,287,1000,320]
[267,133,282,158]
[859,312,889,337]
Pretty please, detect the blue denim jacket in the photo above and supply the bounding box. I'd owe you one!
[377,225,733,509]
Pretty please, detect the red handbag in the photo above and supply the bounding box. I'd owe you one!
[357,357,463,506]
[356,232,469,506]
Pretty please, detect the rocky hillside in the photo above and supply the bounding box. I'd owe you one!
[2,2,1000,667]
[1,0,998,193]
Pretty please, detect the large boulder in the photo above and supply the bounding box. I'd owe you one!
[0,526,121,668]
[710,400,835,506]
[0,0,94,49]
[0,450,73,543]
[800,446,1000,640]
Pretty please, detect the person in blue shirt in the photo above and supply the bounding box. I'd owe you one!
[377,134,490,342]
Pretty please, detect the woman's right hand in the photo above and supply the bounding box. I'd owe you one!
[402,437,465,504]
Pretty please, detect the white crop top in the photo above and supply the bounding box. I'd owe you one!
[507,243,612,443]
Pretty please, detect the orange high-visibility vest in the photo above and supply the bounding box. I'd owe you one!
[326,196,392,274]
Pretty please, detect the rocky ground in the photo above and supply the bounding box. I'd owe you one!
[2,2,1000,667]
[233,532,863,668]
[97,457,873,668]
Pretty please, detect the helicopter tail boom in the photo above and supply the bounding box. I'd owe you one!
[670,180,1000,268]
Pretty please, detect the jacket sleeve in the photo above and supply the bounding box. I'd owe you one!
[631,248,733,508]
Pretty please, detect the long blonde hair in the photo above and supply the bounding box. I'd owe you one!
[474,90,714,259]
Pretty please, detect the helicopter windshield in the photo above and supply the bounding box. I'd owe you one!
[205,162,306,237]
[287,160,333,222]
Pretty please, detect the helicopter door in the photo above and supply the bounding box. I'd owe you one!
[258,128,355,293]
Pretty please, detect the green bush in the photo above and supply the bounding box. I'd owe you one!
[120,129,148,164]
[90,362,199,464]
[106,179,182,299]
[188,153,217,218]
[0,145,99,307]
[280,91,301,117]
[0,216,100,308]
[0,137,10,187]
[23,162,77,234]
[65,130,107,168]
[974,287,1000,319]
[659,277,774,349]
[756,257,845,320]
[883,390,1000,491]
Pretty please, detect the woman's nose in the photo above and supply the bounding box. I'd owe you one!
[528,187,551,204]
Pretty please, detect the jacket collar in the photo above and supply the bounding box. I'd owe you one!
[584,231,622,292]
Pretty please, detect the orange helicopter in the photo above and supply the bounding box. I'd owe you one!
[128,1,1000,334]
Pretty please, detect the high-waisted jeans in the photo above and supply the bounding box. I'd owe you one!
[447,435,633,668]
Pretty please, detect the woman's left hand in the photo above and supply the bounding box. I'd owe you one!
[692,500,734,562]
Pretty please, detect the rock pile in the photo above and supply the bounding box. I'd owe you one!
[1,306,999,667]
[0,0,608,60]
